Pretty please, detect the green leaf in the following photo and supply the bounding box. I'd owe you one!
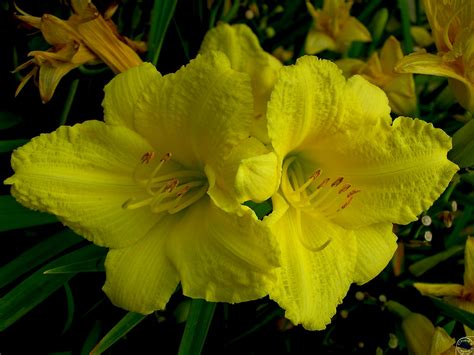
[44,257,105,274]
[244,200,272,220]
[0,195,58,231]
[429,297,474,329]
[0,229,83,289]
[408,244,464,277]
[62,283,75,334]
[81,321,103,355]
[397,0,414,53]
[448,120,474,168]
[90,312,147,355]
[178,299,216,355]
[0,244,106,331]
[461,172,474,186]
[0,139,28,153]
[0,111,22,130]
[147,0,177,66]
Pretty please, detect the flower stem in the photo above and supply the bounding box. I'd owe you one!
[58,79,79,126]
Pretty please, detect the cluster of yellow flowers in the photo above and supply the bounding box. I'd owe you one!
[6,0,466,331]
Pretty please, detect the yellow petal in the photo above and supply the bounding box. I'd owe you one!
[353,223,398,284]
[335,58,365,78]
[464,237,474,289]
[430,327,456,355]
[103,226,180,314]
[103,62,161,129]
[199,23,282,143]
[134,51,254,168]
[401,312,435,355]
[395,51,466,79]
[267,56,391,159]
[410,26,434,48]
[337,16,372,50]
[38,61,78,103]
[304,30,337,54]
[165,198,279,303]
[266,196,357,330]
[414,282,464,297]
[379,36,404,74]
[310,117,458,227]
[39,14,81,45]
[5,121,160,248]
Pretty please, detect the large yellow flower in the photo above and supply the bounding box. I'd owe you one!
[199,23,282,143]
[395,0,474,112]
[5,52,280,313]
[262,56,458,330]
[305,0,371,55]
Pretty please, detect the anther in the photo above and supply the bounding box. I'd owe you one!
[161,152,172,162]
[164,178,179,192]
[340,196,353,210]
[176,185,191,197]
[331,177,344,187]
[141,151,156,164]
[346,189,361,198]
[317,178,330,189]
[338,184,351,194]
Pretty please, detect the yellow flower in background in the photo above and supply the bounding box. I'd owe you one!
[396,0,474,112]
[5,53,280,313]
[305,0,371,55]
[414,237,474,334]
[199,23,282,143]
[336,36,417,115]
[257,56,458,330]
[14,0,143,103]
[386,301,455,355]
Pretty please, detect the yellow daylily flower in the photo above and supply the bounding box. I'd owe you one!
[336,36,417,115]
[395,0,474,112]
[199,23,282,143]
[386,301,455,355]
[5,53,280,313]
[15,0,143,103]
[305,0,371,55]
[414,237,474,334]
[259,56,458,330]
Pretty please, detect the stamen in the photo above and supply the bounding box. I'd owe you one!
[347,189,361,198]
[331,177,344,187]
[338,184,351,194]
[140,151,156,164]
[340,196,354,210]
[317,178,330,189]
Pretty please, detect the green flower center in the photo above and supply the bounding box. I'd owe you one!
[280,155,360,217]
[122,151,208,214]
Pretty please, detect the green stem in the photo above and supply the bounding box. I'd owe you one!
[58,79,79,126]
[178,299,216,355]
[397,0,414,53]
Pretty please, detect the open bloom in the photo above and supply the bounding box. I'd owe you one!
[261,56,458,329]
[15,0,143,103]
[305,0,371,55]
[199,23,282,143]
[414,237,474,334]
[5,52,279,313]
[395,0,474,112]
[336,36,417,116]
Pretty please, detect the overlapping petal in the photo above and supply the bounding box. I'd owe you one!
[266,195,357,330]
[134,51,254,169]
[267,56,391,158]
[103,224,179,314]
[199,23,282,142]
[4,121,160,248]
[166,198,279,303]
[353,223,398,284]
[103,62,161,129]
[304,117,459,228]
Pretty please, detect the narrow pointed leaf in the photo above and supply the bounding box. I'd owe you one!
[147,0,177,66]
[429,297,474,329]
[90,312,147,355]
[178,299,216,355]
[449,120,474,168]
[0,139,28,152]
[44,257,105,274]
[0,244,106,331]
[0,229,83,289]
[0,111,22,129]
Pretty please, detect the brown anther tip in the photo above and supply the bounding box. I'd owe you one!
[177,185,191,197]
[311,169,322,179]
[317,178,330,189]
[347,189,361,198]
[121,198,134,209]
[341,196,353,210]
[161,152,172,162]
[331,177,344,187]
[165,178,179,192]
[141,151,156,164]
[338,184,351,194]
